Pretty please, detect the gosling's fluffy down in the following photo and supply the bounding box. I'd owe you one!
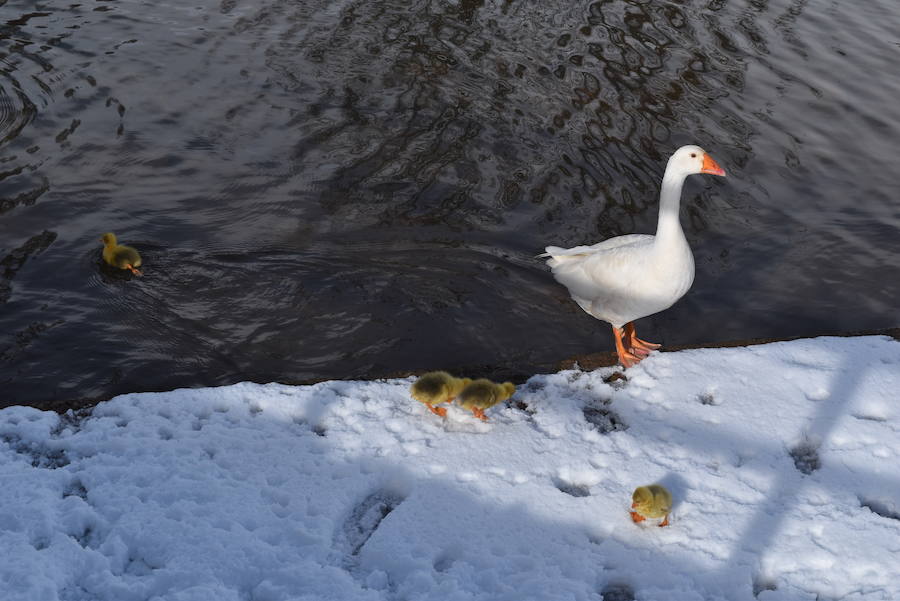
[100,232,143,276]
[631,484,672,527]
[456,379,516,421]
[410,371,471,417]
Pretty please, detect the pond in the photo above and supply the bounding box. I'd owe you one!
[2,0,899,407]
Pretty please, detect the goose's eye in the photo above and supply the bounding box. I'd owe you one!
[690,153,697,158]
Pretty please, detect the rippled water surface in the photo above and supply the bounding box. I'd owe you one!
[2,0,899,407]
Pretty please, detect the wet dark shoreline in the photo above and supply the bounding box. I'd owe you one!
[13,327,899,414]
[3,0,900,409]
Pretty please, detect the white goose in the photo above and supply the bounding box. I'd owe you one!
[541,145,726,368]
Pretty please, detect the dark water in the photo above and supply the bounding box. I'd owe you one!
[2,0,899,408]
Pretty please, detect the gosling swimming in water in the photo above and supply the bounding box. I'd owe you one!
[100,232,142,276]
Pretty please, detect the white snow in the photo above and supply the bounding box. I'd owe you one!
[2,335,899,601]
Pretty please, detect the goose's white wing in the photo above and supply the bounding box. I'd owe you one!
[540,234,652,265]
[541,234,692,327]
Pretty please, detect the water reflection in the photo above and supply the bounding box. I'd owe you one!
[1,0,899,406]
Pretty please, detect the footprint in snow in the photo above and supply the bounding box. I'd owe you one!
[752,575,778,598]
[63,478,88,501]
[553,476,591,498]
[697,391,719,406]
[600,582,636,601]
[336,489,406,564]
[858,497,900,521]
[789,439,821,475]
[583,406,628,434]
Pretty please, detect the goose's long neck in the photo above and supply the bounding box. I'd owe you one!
[654,168,687,246]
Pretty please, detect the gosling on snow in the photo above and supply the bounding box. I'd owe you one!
[456,378,516,422]
[410,371,471,418]
[630,484,672,527]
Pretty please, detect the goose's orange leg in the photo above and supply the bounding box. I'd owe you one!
[659,514,670,527]
[624,322,659,354]
[612,326,643,368]
[126,264,143,277]
[625,331,650,358]
[630,511,646,523]
[471,407,488,421]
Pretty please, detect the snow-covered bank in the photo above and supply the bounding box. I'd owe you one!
[2,336,899,601]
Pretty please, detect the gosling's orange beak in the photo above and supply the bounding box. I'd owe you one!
[701,153,726,176]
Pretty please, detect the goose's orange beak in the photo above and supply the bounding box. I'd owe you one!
[701,153,726,176]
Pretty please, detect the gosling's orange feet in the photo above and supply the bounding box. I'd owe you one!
[630,511,646,523]
[659,515,670,527]
[472,407,488,421]
[427,405,447,417]
[127,265,143,276]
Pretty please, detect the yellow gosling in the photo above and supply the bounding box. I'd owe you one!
[456,379,516,421]
[631,484,672,527]
[410,371,471,418]
[100,232,142,276]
